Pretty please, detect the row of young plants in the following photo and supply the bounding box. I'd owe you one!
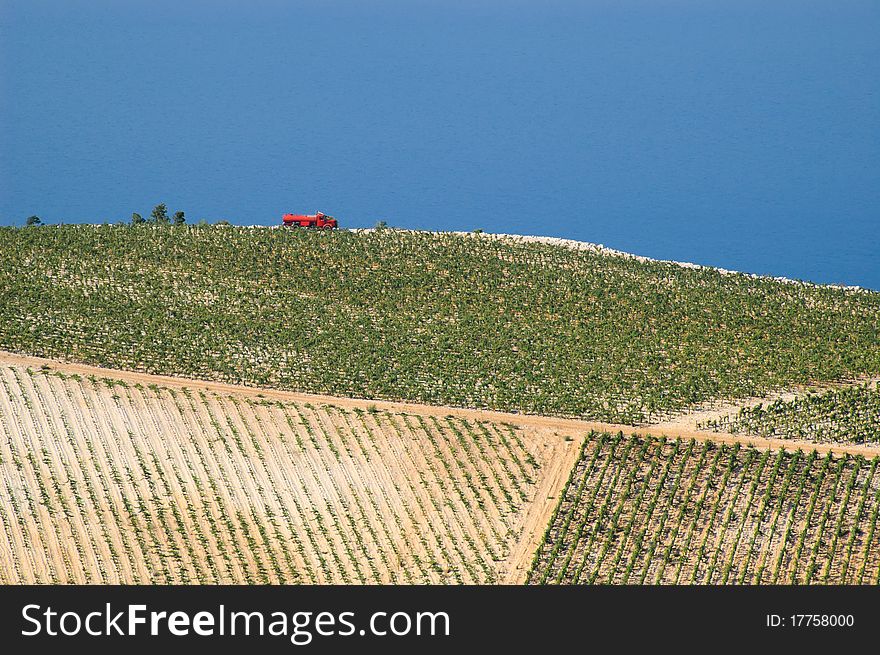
[0,365,541,583]
[700,383,880,444]
[527,432,880,585]
[2,225,878,423]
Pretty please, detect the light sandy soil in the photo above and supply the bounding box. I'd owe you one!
[1,350,878,585]
[502,431,582,583]
[0,357,578,584]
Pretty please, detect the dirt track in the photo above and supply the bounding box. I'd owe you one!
[3,351,877,460]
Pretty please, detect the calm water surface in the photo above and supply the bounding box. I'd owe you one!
[1,0,878,288]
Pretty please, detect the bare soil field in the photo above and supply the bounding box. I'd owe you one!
[0,362,580,584]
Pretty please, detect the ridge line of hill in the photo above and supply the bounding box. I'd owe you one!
[403,229,875,292]
[32,224,874,291]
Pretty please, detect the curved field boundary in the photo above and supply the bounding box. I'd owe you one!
[2,351,877,460]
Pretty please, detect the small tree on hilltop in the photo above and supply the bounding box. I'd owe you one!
[151,203,169,224]
[172,210,186,225]
[25,215,42,226]
[131,212,145,225]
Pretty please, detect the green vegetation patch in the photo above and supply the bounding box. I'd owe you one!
[1,225,878,422]
[528,432,880,585]
[701,384,880,444]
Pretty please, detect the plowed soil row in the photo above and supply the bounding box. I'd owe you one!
[0,362,577,583]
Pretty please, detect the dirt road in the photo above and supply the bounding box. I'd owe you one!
[3,350,877,459]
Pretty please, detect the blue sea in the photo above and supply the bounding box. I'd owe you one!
[1,0,878,289]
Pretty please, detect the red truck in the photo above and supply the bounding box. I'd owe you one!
[282,211,338,229]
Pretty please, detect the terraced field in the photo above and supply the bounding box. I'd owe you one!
[0,364,579,584]
[528,432,880,585]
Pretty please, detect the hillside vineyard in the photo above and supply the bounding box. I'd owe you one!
[529,432,880,585]
[0,365,573,584]
[2,225,878,423]
[700,384,880,445]
[1,225,879,586]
